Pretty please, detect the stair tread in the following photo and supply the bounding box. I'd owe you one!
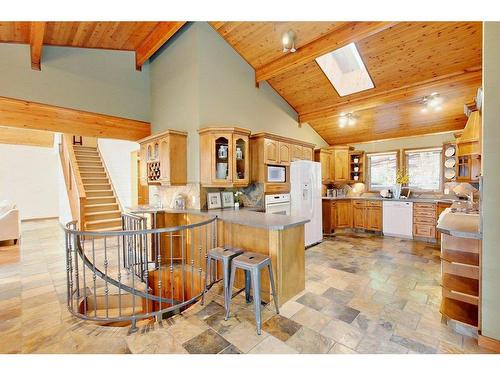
[86,217,122,225]
[85,210,121,217]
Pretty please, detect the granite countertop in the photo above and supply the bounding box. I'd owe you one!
[436,202,481,240]
[126,205,309,231]
[322,196,458,204]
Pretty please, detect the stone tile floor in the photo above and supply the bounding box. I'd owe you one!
[0,219,494,354]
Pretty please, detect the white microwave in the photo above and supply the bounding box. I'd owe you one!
[267,165,286,183]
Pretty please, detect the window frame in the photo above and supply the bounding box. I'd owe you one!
[403,147,443,193]
[366,151,400,192]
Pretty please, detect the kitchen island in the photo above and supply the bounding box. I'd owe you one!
[437,202,481,329]
[127,206,309,307]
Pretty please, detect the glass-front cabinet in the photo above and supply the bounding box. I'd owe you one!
[198,127,251,187]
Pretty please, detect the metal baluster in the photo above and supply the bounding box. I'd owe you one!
[121,216,126,269]
[181,230,185,303]
[157,231,162,321]
[144,225,149,315]
[82,236,87,315]
[190,228,194,298]
[92,237,97,317]
[104,235,109,319]
[65,231,71,311]
[131,230,136,317]
[169,232,174,313]
[117,234,122,317]
[74,234,80,300]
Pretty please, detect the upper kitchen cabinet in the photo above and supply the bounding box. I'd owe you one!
[456,109,482,182]
[198,127,251,188]
[138,130,188,186]
[315,146,352,184]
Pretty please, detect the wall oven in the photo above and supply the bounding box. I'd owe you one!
[265,194,291,215]
[267,165,286,183]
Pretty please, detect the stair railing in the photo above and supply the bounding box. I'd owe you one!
[64,214,217,332]
[59,134,87,229]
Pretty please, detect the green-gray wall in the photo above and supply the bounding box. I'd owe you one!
[0,44,150,121]
[150,22,328,183]
[481,22,500,341]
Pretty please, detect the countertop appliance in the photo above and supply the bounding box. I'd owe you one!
[267,165,286,183]
[383,201,413,239]
[290,160,323,247]
[265,193,291,215]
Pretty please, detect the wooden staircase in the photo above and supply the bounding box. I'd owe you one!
[73,145,122,231]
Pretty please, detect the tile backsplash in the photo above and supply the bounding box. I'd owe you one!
[200,183,264,210]
[149,183,201,209]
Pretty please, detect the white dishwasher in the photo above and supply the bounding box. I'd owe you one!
[382,201,413,239]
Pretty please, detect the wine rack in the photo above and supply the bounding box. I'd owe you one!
[147,161,161,183]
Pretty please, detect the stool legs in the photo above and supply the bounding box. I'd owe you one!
[251,268,262,335]
[222,258,231,319]
[202,256,210,306]
[268,263,279,314]
[244,270,252,303]
[225,263,236,321]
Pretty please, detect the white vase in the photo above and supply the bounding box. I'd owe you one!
[234,202,240,210]
[394,183,402,199]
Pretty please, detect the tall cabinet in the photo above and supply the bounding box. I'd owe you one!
[198,127,251,187]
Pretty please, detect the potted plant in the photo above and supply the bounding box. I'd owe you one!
[234,191,243,209]
[395,169,409,199]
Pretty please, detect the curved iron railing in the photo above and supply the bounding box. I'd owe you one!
[64,213,217,331]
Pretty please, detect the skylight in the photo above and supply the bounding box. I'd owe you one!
[315,43,374,97]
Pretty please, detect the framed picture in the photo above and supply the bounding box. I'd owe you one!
[207,192,222,209]
[221,191,234,208]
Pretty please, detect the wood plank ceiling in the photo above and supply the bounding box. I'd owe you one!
[0,21,186,70]
[211,22,482,145]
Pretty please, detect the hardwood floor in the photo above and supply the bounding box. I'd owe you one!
[0,219,493,354]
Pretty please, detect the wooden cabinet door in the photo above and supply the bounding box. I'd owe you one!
[366,207,382,231]
[211,133,233,185]
[333,149,349,182]
[264,139,279,164]
[318,151,331,183]
[335,201,352,228]
[233,134,250,186]
[322,200,334,234]
[291,144,303,160]
[414,223,436,238]
[352,205,365,229]
[279,142,291,165]
[302,147,313,161]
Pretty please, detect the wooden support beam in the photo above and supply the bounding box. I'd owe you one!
[135,21,186,70]
[255,22,397,83]
[29,22,46,70]
[0,126,54,147]
[0,96,151,141]
[299,69,482,124]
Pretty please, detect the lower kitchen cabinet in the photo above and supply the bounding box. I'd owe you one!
[322,199,381,233]
[413,203,437,240]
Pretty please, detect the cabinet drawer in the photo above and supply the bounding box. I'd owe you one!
[413,223,435,238]
[352,200,366,208]
[414,208,436,218]
[413,215,435,225]
[414,203,436,211]
[441,234,480,254]
[368,200,382,207]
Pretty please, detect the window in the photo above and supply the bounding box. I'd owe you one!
[405,148,442,191]
[367,152,398,191]
[315,43,374,97]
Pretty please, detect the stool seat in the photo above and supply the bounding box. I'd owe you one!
[232,252,270,268]
[208,247,244,260]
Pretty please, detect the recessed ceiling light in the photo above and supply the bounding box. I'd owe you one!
[315,43,374,97]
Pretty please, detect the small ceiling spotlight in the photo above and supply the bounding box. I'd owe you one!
[339,112,357,128]
[421,92,443,113]
[282,30,296,53]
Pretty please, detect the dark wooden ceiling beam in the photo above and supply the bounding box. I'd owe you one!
[29,21,46,70]
[135,22,186,70]
[299,69,482,123]
[255,21,397,83]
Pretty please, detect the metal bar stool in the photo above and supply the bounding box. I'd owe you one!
[225,252,279,335]
[202,247,246,314]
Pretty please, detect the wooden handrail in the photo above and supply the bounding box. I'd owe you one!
[59,134,87,229]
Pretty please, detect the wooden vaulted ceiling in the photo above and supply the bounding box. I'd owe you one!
[211,22,483,145]
[0,21,186,70]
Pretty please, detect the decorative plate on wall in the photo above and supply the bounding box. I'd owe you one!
[445,146,456,158]
[445,158,456,168]
[445,168,456,179]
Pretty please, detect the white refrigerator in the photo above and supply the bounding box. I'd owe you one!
[290,160,323,247]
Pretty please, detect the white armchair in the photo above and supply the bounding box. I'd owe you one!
[0,200,20,244]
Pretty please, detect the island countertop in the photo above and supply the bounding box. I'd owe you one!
[126,205,310,231]
[436,204,481,240]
